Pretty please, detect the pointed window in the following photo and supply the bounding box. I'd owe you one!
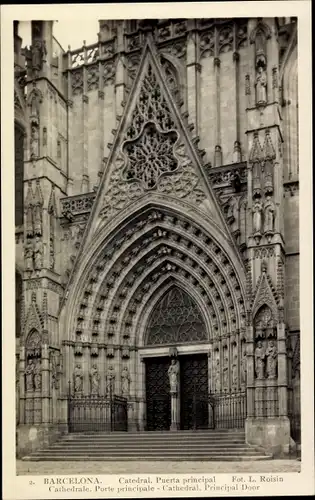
[146,286,207,346]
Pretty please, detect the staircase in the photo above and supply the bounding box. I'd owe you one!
[22,429,272,461]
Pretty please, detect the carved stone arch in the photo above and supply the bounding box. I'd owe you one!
[134,273,213,348]
[81,210,243,344]
[63,200,247,341]
[116,256,225,344]
[96,227,238,334]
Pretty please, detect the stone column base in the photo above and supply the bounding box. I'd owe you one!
[245,417,292,457]
[16,424,65,459]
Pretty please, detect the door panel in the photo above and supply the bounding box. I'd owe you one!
[180,354,209,429]
[145,357,171,431]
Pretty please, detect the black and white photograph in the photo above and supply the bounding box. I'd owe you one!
[2,2,314,498]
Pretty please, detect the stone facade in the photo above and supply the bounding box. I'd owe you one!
[14,18,299,457]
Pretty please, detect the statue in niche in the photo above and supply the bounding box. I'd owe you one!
[32,39,46,75]
[106,365,115,395]
[34,359,42,391]
[241,346,247,384]
[121,367,131,397]
[252,200,263,233]
[33,236,43,271]
[168,358,180,393]
[25,238,34,271]
[51,352,60,390]
[214,357,220,392]
[255,341,266,379]
[232,346,238,387]
[74,364,83,393]
[30,124,39,158]
[30,93,40,118]
[33,205,42,236]
[89,364,100,395]
[227,197,239,233]
[227,197,239,225]
[255,65,267,104]
[263,194,275,233]
[222,354,229,389]
[25,358,35,391]
[266,340,277,379]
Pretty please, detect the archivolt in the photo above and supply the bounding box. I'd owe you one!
[68,207,246,348]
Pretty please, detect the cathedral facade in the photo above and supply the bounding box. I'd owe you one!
[14,18,300,458]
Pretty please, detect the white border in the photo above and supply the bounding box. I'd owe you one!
[1,2,313,498]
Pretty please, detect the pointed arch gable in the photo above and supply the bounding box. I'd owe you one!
[24,301,43,338]
[62,36,243,306]
[252,272,279,319]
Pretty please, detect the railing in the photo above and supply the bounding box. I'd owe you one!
[208,389,247,429]
[60,192,96,219]
[68,394,128,433]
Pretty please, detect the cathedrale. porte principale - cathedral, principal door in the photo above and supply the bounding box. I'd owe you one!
[14,17,300,459]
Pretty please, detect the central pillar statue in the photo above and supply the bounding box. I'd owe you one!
[168,357,180,431]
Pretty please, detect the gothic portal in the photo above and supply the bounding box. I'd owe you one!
[14,18,300,458]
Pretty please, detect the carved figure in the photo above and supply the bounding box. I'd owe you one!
[266,340,277,379]
[74,364,83,393]
[256,66,267,104]
[253,200,263,233]
[51,352,60,390]
[33,236,43,271]
[26,206,34,237]
[34,359,42,390]
[30,125,39,158]
[32,40,46,74]
[33,204,42,236]
[223,356,229,389]
[24,238,33,271]
[168,358,179,393]
[232,361,238,387]
[214,357,220,392]
[121,367,131,397]
[106,365,115,395]
[263,195,275,233]
[25,358,35,391]
[227,197,239,228]
[232,346,238,387]
[241,347,247,384]
[30,93,40,118]
[89,364,100,395]
[255,341,266,379]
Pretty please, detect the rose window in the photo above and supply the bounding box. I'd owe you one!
[123,123,178,190]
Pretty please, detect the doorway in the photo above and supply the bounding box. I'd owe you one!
[180,353,209,429]
[145,353,209,431]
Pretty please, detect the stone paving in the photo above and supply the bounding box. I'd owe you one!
[17,459,301,475]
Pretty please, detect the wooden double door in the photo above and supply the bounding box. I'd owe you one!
[145,353,209,431]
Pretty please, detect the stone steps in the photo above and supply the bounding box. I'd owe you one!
[22,429,271,462]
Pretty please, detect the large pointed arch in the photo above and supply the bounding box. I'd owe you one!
[61,203,247,350]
